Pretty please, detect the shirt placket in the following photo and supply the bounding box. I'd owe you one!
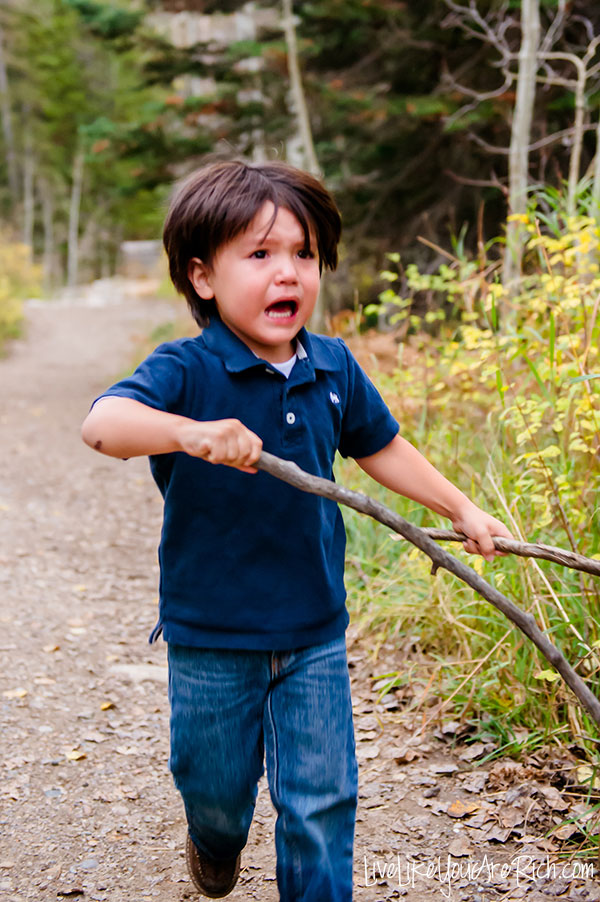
[282,381,301,447]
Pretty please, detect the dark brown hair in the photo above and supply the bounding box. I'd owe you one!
[162,159,342,326]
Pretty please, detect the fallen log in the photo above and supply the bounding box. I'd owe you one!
[256,451,600,730]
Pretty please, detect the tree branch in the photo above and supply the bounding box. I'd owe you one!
[467,125,597,155]
[419,529,600,577]
[256,451,600,730]
[539,0,567,55]
[443,168,508,194]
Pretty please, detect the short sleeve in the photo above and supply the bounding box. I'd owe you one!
[337,340,399,459]
[93,341,187,414]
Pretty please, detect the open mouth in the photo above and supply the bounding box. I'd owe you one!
[265,300,298,319]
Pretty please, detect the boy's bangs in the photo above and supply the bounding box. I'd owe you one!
[218,185,269,250]
[220,182,314,261]
[258,190,314,257]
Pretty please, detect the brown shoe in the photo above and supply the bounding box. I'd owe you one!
[185,833,241,898]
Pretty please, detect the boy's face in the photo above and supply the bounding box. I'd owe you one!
[188,202,321,363]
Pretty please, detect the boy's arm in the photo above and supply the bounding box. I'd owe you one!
[355,434,512,561]
[81,397,262,473]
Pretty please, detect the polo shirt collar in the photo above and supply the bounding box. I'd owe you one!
[201,315,340,374]
[201,315,263,373]
[297,327,339,372]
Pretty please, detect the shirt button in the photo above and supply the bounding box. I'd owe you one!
[286,412,296,425]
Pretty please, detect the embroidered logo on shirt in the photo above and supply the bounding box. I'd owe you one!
[329,391,340,405]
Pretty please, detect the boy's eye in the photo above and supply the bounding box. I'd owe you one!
[250,248,316,260]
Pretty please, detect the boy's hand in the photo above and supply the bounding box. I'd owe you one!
[177,418,263,473]
[451,502,514,563]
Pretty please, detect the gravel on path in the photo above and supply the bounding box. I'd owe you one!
[0,292,596,902]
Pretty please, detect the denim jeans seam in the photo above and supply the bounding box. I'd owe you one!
[266,685,304,896]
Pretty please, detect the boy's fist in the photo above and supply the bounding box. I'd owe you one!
[177,418,263,473]
[451,502,513,563]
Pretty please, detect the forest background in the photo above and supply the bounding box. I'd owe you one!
[1,0,600,784]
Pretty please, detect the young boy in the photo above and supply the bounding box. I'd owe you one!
[81,160,511,901]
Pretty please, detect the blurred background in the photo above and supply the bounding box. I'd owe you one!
[1,0,599,313]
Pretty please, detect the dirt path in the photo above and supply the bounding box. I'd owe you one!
[0,290,597,902]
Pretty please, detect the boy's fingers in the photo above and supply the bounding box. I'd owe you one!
[226,435,242,462]
[462,532,496,561]
[182,420,261,469]
[462,537,484,557]
[478,535,495,559]
[479,535,497,561]
[238,434,262,467]
[248,439,263,465]
[199,438,215,459]
[237,435,261,468]
[216,432,262,469]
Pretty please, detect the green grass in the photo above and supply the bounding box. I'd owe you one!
[336,423,600,758]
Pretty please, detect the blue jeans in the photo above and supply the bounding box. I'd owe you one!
[167,637,358,901]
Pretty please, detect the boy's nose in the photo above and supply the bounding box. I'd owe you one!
[274,255,299,283]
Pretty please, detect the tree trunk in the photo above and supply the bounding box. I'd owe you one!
[567,61,586,218]
[67,147,84,289]
[22,117,34,261]
[502,0,540,296]
[281,0,319,177]
[0,25,19,206]
[280,0,327,333]
[40,177,56,292]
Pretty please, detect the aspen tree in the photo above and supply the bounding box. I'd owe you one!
[502,0,540,295]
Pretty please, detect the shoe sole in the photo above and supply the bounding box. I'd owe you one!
[185,834,241,898]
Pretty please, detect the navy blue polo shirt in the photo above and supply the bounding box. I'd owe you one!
[97,316,399,650]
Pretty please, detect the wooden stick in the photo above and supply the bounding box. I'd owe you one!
[417,529,600,577]
[256,451,600,730]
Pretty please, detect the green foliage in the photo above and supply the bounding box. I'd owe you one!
[3,0,600,297]
[345,199,600,752]
[0,0,171,278]
[63,0,143,40]
[0,237,41,350]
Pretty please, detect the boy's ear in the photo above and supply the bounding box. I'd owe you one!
[188,257,214,300]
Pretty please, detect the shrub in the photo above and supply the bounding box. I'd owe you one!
[0,236,41,351]
[343,201,600,751]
